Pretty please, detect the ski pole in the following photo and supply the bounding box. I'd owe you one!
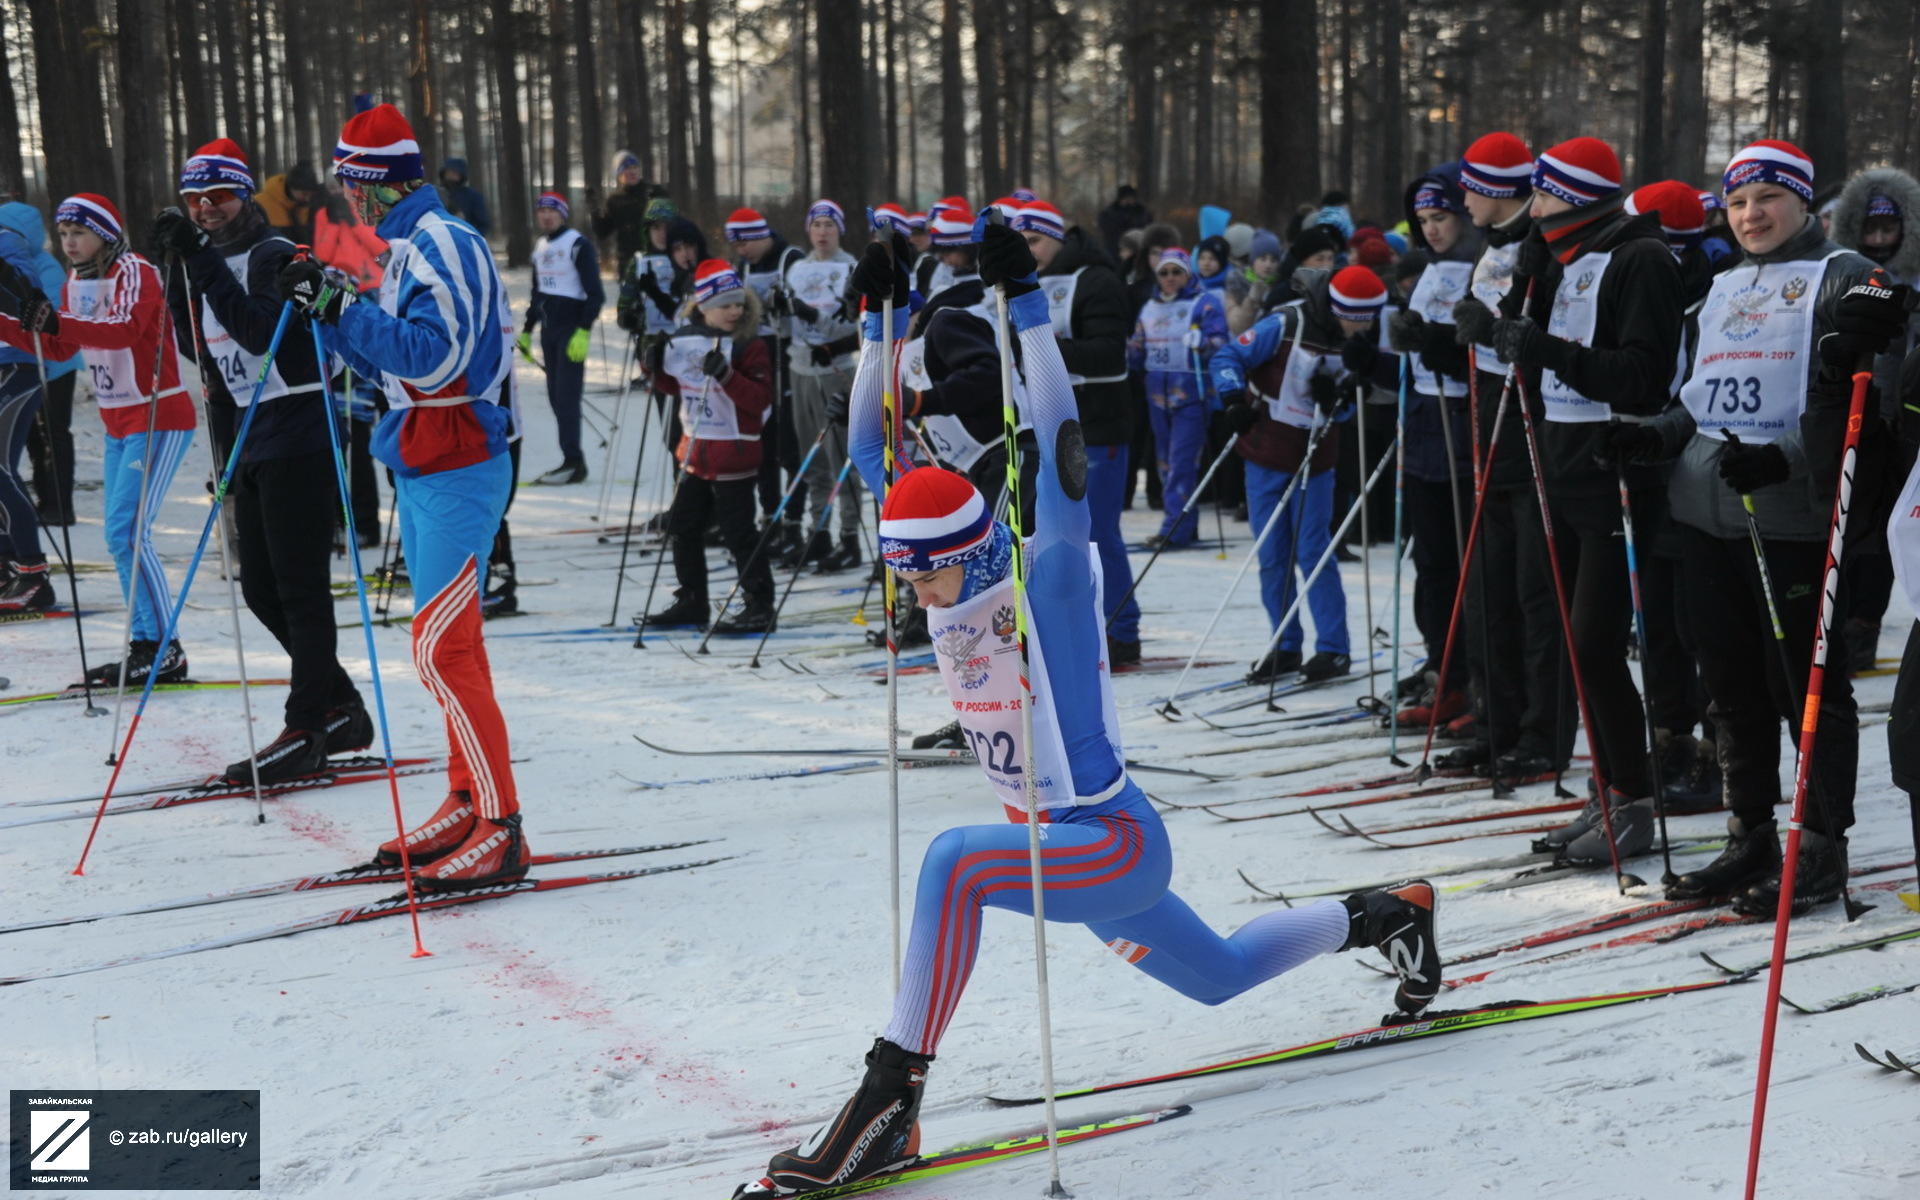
[1615,459,1677,889]
[1742,360,1874,1199]
[306,296,430,957]
[605,372,661,624]
[593,334,638,523]
[1723,429,1868,920]
[696,425,829,653]
[1354,382,1377,716]
[1513,365,1635,893]
[1388,355,1408,765]
[985,211,1068,1198]
[632,439,695,649]
[177,261,266,822]
[26,333,104,715]
[1461,350,1505,794]
[1156,417,1327,717]
[877,220,904,991]
[748,454,855,668]
[1104,430,1239,629]
[73,296,295,876]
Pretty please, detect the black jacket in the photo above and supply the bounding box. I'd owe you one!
[163,209,331,463]
[593,183,653,276]
[1041,227,1133,445]
[911,279,1003,450]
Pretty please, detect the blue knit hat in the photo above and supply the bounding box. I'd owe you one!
[536,190,570,221]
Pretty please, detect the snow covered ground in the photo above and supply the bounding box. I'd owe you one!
[4,275,1918,1199]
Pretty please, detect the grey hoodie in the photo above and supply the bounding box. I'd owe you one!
[1650,215,1878,540]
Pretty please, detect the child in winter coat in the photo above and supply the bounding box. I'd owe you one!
[1127,247,1227,547]
[643,261,778,635]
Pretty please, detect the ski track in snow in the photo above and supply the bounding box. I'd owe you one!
[3,265,1918,1199]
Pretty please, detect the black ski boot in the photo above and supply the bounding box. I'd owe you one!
[1733,829,1851,917]
[1666,816,1781,900]
[1107,638,1143,667]
[1245,647,1302,684]
[1301,651,1352,682]
[224,727,326,786]
[1661,736,1722,815]
[82,638,188,688]
[1556,790,1656,868]
[1341,880,1441,1014]
[712,596,777,635]
[817,534,863,573]
[0,561,55,611]
[779,530,831,571]
[644,592,711,628]
[743,1039,930,1197]
[323,698,375,755]
[912,720,964,750]
[1498,744,1561,780]
[534,460,588,486]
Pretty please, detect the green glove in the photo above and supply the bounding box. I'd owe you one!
[516,330,533,357]
[567,327,591,364]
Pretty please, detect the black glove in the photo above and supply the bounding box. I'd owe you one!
[977,221,1040,298]
[1513,233,1553,282]
[1224,399,1258,434]
[809,342,835,367]
[1421,319,1459,360]
[825,391,850,427]
[277,257,346,323]
[789,295,822,324]
[1718,438,1791,493]
[0,257,53,332]
[1386,309,1425,353]
[149,207,211,260]
[1817,275,1912,371]
[1340,331,1380,377]
[701,346,730,379]
[1309,373,1341,414]
[638,272,676,315]
[1451,297,1495,347]
[615,305,639,333]
[1489,317,1540,366]
[1592,420,1664,469]
[851,235,912,307]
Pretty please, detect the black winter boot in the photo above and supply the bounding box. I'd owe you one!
[1666,817,1781,900]
[1733,829,1851,917]
[1341,880,1441,1014]
[817,534,864,573]
[743,1039,931,1196]
[644,592,711,628]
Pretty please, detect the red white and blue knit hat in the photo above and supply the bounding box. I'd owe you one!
[1722,140,1814,204]
[1011,200,1066,241]
[871,202,913,235]
[179,138,254,196]
[878,467,995,572]
[1328,265,1387,322]
[1531,137,1622,207]
[805,198,846,232]
[985,196,1022,220]
[536,190,570,220]
[1869,194,1902,219]
[55,194,123,243]
[692,259,747,309]
[1699,190,1724,213]
[907,210,928,232]
[1626,180,1705,253]
[724,207,772,242]
[1156,246,1193,275]
[1459,132,1534,199]
[332,103,423,184]
[1011,187,1038,203]
[929,203,978,247]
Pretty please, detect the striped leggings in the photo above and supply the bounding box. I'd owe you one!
[102,428,194,642]
[881,790,1350,1056]
[0,367,43,563]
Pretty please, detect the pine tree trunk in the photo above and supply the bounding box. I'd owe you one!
[1260,0,1319,214]
[116,0,168,224]
[792,0,811,199]
[575,0,604,206]
[665,0,691,193]
[0,5,26,198]
[1370,0,1398,219]
[1801,0,1846,180]
[693,0,717,216]
[171,0,218,144]
[971,0,1001,197]
[491,0,532,264]
[24,0,114,206]
[938,0,964,195]
[253,0,279,166]
[546,0,570,192]
[1665,0,1705,185]
[1337,0,1352,195]
[816,0,865,207]
[278,0,315,166]
[1123,0,1154,201]
[1636,0,1666,179]
[883,0,898,198]
[1193,27,1214,201]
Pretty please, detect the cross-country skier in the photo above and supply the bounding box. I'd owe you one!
[781,199,862,571]
[1617,141,1892,911]
[1127,245,1227,549]
[732,216,1441,1200]
[520,190,605,485]
[1210,265,1394,684]
[151,137,372,783]
[276,103,526,890]
[726,207,807,552]
[0,194,196,682]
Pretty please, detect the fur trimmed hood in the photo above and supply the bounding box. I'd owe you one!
[1831,166,1920,281]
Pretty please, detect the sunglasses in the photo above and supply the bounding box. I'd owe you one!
[181,189,241,208]
[1156,268,1187,278]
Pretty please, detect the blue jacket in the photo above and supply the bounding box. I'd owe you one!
[1127,280,1228,406]
[0,202,81,378]
[330,186,512,477]
[437,158,492,238]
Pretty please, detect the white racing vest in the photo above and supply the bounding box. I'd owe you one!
[898,332,990,472]
[637,253,677,335]
[1406,260,1472,398]
[1679,251,1843,444]
[1251,311,1329,432]
[926,556,1125,818]
[1539,251,1614,423]
[1140,294,1199,373]
[663,331,748,441]
[743,247,797,337]
[786,258,852,346]
[198,240,313,407]
[1889,456,1920,617]
[66,274,176,412]
[1468,241,1520,379]
[532,228,588,300]
[1042,268,1128,386]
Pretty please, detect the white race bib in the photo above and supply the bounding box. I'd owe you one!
[1468,241,1520,379]
[1679,253,1841,444]
[786,259,852,345]
[533,229,587,300]
[1406,259,1472,398]
[1539,251,1614,423]
[1141,295,1197,373]
[664,333,743,440]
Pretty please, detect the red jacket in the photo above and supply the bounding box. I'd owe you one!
[657,329,771,482]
